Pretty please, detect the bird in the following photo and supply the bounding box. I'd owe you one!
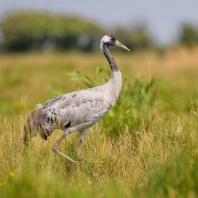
[23,34,130,166]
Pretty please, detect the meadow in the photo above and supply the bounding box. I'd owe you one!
[0,47,198,197]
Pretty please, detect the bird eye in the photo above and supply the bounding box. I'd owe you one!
[110,37,116,42]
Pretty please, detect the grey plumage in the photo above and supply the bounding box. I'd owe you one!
[23,34,130,166]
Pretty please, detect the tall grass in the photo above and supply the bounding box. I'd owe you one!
[0,49,198,197]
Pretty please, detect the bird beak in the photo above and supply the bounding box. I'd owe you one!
[114,40,130,51]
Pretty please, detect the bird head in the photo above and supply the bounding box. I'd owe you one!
[100,34,130,51]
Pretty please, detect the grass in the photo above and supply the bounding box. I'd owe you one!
[0,47,198,197]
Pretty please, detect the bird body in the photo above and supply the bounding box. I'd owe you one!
[24,34,130,165]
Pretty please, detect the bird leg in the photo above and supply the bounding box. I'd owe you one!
[51,131,78,164]
[51,123,91,170]
[78,128,88,163]
[51,123,93,176]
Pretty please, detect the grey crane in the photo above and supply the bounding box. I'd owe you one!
[23,34,130,166]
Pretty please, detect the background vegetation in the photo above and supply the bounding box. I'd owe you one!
[0,12,105,52]
[1,12,198,53]
[0,12,156,52]
[0,11,198,198]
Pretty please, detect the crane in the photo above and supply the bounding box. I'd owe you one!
[24,34,130,166]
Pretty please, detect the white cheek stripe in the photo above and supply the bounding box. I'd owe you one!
[100,35,111,51]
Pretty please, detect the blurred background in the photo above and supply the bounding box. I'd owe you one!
[1,0,198,52]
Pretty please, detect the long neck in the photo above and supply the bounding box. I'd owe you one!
[103,45,119,71]
[102,45,122,99]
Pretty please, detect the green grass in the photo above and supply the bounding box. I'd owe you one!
[0,48,198,197]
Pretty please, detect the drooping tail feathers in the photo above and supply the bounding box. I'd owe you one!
[23,105,50,145]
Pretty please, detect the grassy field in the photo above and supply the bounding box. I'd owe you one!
[0,47,198,197]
